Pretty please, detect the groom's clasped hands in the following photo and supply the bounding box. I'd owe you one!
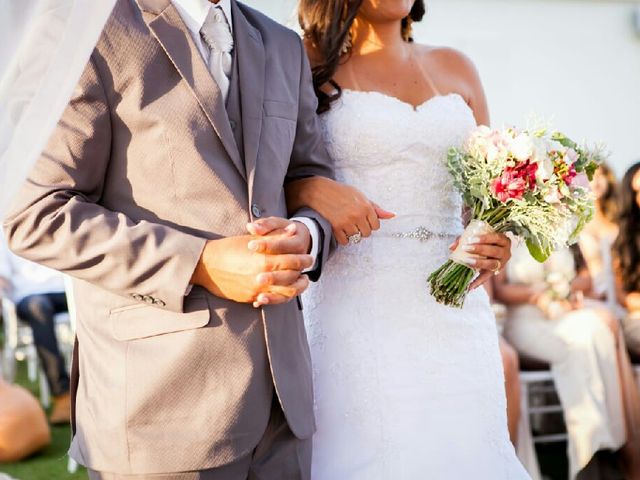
[190,218,314,308]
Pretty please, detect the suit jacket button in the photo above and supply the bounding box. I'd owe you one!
[230,120,237,130]
[153,299,166,307]
[143,295,154,304]
[251,204,262,218]
[131,294,143,301]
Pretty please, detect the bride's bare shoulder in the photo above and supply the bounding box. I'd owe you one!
[413,44,488,122]
[416,45,481,85]
[413,44,485,109]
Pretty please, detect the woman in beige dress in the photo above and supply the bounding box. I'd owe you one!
[495,243,640,479]
[580,163,622,312]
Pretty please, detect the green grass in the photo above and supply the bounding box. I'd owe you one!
[0,361,87,480]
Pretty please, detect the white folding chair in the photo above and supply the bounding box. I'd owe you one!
[1,291,74,405]
[1,297,38,385]
[517,367,568,480]
[1,278,79,474]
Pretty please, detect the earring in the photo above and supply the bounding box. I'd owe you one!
[341,29,353,55]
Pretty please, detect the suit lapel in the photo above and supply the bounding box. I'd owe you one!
[136,0,246,180]
[231,1,265,195]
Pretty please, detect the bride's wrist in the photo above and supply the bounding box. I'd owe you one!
[304,176,332,204]
[288,177,321,209]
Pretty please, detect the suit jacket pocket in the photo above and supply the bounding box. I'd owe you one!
[263,100,297,121]
[110,295,210,341]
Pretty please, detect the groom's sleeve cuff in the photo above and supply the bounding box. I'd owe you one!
[291,216,320,273]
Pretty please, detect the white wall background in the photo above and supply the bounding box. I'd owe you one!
[244,0,640,176]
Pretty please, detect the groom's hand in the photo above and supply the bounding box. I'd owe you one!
[190,234,313,305]
[246,217,311,255]
[246,217,312,307]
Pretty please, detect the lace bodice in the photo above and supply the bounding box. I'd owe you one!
[320,90,476,236]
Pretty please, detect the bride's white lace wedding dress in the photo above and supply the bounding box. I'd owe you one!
[303,90,530,480]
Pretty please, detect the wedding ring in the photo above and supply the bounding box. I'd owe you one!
[492,259,502,275]
[347,232,362,245]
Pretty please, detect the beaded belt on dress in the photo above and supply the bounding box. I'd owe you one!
[378,226,457,241]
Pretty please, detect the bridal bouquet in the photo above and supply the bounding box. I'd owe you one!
[428,125,600,307]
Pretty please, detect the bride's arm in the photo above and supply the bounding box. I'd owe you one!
[283,41,391,245]
[285,177,394,246]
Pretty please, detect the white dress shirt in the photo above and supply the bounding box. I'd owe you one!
[171,0,320,272]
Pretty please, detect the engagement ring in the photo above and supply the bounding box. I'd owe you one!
[492,259,502,275]
[348,232,362,245]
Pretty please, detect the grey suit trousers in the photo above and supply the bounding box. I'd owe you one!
[88,396,311,480]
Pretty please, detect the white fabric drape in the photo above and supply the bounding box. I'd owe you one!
[0,0,116,220]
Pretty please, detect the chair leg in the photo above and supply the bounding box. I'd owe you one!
[517,380,544,480]
[26,345,38,382]
[2,347,16,383]
[39,367,51,408]
[67,457,79,473]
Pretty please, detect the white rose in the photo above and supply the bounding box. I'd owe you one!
[510,134,533,161]
[469,136,489,158]
[532,138,554,181]
[486,145,500,163]
[537,157,554,181]
[547,139,565,153]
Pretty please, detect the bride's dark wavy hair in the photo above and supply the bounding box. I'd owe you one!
[613,161,640,292]
[298,0,426,113]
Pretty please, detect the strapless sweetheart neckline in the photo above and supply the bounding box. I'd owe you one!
[341,88,470,114]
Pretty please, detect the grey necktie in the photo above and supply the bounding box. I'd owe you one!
[199,6,233,102]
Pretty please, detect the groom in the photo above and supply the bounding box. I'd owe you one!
[3,0,334,478]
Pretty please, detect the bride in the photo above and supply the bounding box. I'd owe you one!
[281,1,531,479]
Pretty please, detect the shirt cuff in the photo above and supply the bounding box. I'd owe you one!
[291,216,320,273]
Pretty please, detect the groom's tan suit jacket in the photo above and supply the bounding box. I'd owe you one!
[3,0,333,474]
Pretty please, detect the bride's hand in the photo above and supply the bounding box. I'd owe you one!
[285,177,395,245]
[449,233,512,290]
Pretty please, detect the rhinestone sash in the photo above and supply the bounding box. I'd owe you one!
[380,226,457,242]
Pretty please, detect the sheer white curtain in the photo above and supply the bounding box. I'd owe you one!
[0,0,116,219]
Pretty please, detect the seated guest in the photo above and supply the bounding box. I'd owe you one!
[0,236,70,424]
[580,163,622,312]
[613,161,640,361]
[495,243,640,479]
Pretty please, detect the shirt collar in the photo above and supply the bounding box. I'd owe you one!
[172,0,233,34]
